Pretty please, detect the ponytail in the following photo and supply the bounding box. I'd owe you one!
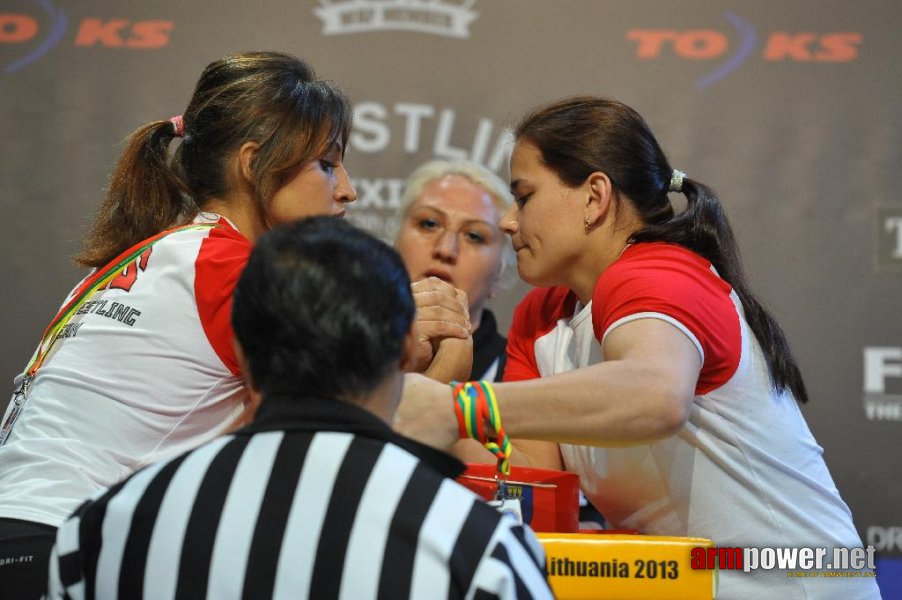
[76,120,193,268]
[631,178,809,403]
[77,52,352,269]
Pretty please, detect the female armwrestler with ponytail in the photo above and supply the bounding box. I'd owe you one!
[397,97,879,599]
[0,51,359,597]
[0,51,470,598]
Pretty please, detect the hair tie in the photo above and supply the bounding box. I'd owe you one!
[668,169,686,193]
[169,115,185,137]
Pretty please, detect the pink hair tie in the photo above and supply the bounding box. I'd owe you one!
[169,115,185,137]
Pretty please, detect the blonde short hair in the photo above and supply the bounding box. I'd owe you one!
[400,160,512,215]
[396,160,517,288]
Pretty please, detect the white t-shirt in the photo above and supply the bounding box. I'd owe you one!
[0,214,251,527]
[505,242,880,599]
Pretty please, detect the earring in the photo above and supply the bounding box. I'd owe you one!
[585,217,591,232]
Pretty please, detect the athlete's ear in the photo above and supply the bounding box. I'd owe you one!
[584,171,614,230]
[237,141,260,185]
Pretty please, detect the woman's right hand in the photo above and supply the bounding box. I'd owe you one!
[409,277,473,383]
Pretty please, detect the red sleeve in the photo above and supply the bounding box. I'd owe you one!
[591,243,741,394]
[503,286,576,383]
[194,224,252,376]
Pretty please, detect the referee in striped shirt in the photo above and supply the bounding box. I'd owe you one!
[48,217,554,599]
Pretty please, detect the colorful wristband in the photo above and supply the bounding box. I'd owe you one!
[451,380,512,478]
[452,381,471,440]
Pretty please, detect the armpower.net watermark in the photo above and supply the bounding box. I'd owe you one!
[690,545,878,576]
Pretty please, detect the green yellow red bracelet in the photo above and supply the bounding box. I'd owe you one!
[452,380,512,478]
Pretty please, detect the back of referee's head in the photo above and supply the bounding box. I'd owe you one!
[232,216,416,411]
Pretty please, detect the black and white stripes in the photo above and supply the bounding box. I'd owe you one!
[49,416,553,600]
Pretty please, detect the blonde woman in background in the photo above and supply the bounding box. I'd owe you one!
[395,160,516,382]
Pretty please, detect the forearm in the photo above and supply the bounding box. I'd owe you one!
[396,320,701,453]
[497,360,694,447]
[423,335,472,383]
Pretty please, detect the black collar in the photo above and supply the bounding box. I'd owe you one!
[471,309,507,380]
[236,393,465,479]
[472,308,498,347]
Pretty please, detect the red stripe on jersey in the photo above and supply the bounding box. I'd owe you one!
[194,219,252,376]
[592,243,741,394]
[503,286,577,382]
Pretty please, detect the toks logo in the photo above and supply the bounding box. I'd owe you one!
[315,0,478,38]
[627,12,862,88]
[1,0,173,75]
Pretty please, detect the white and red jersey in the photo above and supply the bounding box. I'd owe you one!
[0,213,251,527]
[506,242,876,598]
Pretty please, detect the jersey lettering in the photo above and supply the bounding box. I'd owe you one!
[106,247,153,292]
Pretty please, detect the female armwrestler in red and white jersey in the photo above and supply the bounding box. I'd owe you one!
[396,97,880,599]
[0,51,469,598]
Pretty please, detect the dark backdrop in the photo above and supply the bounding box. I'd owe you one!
[2,1,900,593]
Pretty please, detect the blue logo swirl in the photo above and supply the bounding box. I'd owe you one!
[4,0,67,75]
[696,12,757,89]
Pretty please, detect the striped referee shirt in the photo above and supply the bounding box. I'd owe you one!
[48,394,554,599]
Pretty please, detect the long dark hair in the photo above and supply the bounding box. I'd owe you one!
[516,96,808,403]
[78,51,352,268]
